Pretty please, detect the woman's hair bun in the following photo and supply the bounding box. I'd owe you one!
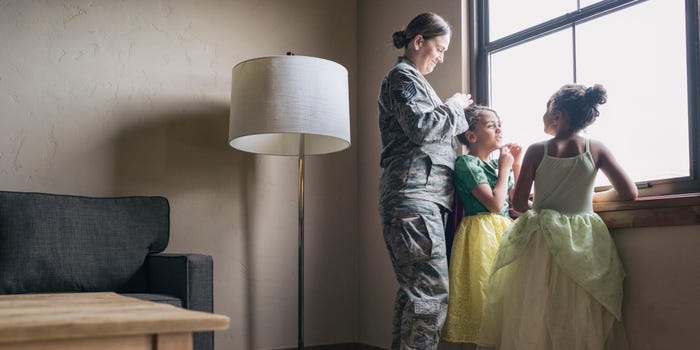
[392,30,407,49]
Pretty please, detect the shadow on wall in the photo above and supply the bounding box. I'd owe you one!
[109,101,246,195]
[107,99,258,349]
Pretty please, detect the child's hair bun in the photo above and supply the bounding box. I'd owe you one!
[584,84,607,106]
[551,83,607,132]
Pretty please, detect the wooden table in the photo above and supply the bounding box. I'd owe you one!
[0,292,229,350]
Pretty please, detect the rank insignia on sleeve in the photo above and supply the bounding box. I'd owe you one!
[392,80,417,103]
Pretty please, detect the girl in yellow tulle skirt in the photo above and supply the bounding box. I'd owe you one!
[442,106,521,344]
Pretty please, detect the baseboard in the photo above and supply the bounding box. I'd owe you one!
[276,343,386,350]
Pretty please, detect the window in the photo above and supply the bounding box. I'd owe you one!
[471,0,700,197]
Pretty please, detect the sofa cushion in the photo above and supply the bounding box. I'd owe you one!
[0,191,169,294]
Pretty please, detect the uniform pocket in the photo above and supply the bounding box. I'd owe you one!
[406,300,441,348]
[404,156,430,188]
[386,205,446,266]
[392,214,433,263]
[424,164,451,194]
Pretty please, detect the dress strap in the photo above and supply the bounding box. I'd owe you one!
[585,138,590,153]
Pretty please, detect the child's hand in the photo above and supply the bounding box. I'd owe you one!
[505,143,523,164]
[498,146,514,170]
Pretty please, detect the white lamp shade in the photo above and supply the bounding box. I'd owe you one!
[228,55,351,156]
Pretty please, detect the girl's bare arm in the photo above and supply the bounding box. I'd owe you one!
[592,140,638,202]
[511,143,543,213]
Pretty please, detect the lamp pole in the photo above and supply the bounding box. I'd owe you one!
[297,135,305,350]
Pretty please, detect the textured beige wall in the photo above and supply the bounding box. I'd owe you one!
[612,225,700,350]
[0,1,357,349]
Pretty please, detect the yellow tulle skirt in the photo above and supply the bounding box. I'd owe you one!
[442,213,512,343]
[476,209,629,350]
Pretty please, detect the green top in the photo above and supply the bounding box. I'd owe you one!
[454,154,513,217]
[533,138,595,214]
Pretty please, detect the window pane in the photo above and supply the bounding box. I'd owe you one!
[576,0,689,185]
[489,0,576,40]
[490,29,573,153]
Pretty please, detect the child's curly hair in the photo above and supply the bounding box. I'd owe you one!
[549,83,607,132]
[457,105,500,147]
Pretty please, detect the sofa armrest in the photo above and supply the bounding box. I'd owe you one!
[146,253,213,312]
[146,253,214,350]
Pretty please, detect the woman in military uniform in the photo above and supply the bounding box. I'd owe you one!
[378,12,473,350]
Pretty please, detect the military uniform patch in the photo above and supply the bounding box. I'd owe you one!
[414,299,441,315]
[392,80,417,103]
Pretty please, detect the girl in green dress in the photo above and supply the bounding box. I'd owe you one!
[442,106,522,345]
[476,84,637,350]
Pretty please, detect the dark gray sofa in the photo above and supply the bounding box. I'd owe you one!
[0,190,214,350]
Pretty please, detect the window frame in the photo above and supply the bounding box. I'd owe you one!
[469,0,700,198]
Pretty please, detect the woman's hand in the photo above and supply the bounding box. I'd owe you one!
[447,92,474,109]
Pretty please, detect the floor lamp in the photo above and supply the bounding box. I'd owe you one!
[228,54,350,349]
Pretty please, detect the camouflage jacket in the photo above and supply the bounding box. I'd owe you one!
[378,56,468,209]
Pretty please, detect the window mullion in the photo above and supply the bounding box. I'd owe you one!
[572,24,577,83]
[685,0,700,181]
[472,0,490,104]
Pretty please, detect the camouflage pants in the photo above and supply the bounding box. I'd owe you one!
[381,199,449,350]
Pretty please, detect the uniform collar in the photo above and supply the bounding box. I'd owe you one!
[397,56,418,69]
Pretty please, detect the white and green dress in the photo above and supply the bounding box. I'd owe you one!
[477,139,629,350]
